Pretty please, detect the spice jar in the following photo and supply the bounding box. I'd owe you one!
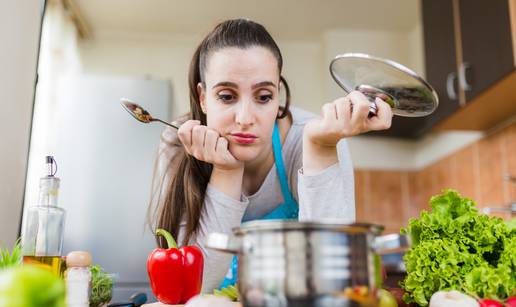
[66,251,92,307]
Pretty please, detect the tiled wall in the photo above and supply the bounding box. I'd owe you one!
[355,121,516,234]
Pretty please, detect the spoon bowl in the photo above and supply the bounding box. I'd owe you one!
[120,98,179,129]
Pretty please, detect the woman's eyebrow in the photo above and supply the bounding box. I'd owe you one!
[212,81,277,90]
[252,81,276,89]
[212,81,238,89]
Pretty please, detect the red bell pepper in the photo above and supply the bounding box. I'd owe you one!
[506,297,516,307]
[478,299,503,307]
[147,228,204,304]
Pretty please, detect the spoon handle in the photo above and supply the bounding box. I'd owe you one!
[153,118,179,129]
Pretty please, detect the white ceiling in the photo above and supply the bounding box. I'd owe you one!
[75,0,421,40]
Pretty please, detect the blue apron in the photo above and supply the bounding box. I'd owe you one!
[219,121,299,288]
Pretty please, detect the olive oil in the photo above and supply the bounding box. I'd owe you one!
[23,255,67,277]
[22,156,67,276]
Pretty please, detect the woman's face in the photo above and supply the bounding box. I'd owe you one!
[198,46,280,162]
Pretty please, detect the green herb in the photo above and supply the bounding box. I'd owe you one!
[213,284,239,301]
[400,189,516,306]
[89,264,113,307]
[0,239,22,269]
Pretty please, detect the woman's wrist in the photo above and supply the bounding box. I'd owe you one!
[209,166,245,201]
[302,135,338,176]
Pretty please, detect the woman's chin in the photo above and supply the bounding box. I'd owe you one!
[229,145,261,162]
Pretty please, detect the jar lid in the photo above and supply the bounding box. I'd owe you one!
[66,251,92,268]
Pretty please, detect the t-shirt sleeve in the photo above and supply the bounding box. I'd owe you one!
[177,185,249,293]
[297,139,356,223]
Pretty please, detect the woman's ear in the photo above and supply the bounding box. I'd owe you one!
[197,83,207,114]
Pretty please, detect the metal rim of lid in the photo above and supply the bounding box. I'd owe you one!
[329,53,439,115]
[232,220,384,235]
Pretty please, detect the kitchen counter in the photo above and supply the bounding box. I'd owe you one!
[143,302,241,307]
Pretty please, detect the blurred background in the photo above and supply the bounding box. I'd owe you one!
[1,0,516,303]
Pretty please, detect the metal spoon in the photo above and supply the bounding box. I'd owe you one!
[120,98,179,129]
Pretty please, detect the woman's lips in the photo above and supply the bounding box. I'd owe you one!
[230,133,257,144]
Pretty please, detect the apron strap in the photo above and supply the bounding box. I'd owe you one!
[271,121,296,204]
[261,121,298,220]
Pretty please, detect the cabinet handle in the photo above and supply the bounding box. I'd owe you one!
[459,62,472,91]
[446,72,458,100]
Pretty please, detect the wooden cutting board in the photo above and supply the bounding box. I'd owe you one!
[142,302,242,307]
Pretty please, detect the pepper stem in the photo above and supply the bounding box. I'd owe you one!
[156,228,177,249]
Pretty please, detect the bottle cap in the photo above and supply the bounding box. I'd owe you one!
[45,156,58,177]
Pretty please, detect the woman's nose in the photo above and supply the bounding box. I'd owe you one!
[235,100,255,127]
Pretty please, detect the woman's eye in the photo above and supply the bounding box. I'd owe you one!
[256,94,273,103]
[217,94,236,103]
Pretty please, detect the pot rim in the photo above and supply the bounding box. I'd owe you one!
[233,220,384,235]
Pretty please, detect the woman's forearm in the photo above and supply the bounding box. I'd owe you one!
[302,134,338,175]
[209,167,245,200]
[298,140,356,223]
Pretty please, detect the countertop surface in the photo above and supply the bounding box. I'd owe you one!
[143,303,241,307]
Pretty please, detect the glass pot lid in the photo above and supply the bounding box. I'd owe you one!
[329,53,439,117]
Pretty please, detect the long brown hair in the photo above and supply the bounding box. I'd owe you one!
[148,19,291,247]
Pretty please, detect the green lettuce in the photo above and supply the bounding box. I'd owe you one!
[0,265,66,307]
[400,190,516,306]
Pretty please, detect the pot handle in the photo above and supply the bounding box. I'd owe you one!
[205,232,241,254]
[372,233,411,255]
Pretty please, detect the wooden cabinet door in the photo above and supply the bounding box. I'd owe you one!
[421,0,462,131]
[459,0,514,101]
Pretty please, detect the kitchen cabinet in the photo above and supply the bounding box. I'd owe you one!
[429,0,516,132]
[376,0,516,138]
[419,0,461,133]
[459,0,514,102]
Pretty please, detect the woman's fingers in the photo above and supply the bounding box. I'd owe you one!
[335,97,352,123]
[369,97,393,131]
[177,120,201,153]
[215,136,229,154]
[321,102,337,121]
[176,120,241,170]
[203,129,219,158]
[348,91,371,129]
[191,124,208,157]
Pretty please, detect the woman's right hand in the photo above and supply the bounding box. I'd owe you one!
[177,120,243,171]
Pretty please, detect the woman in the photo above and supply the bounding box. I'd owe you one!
[149,18,392,292]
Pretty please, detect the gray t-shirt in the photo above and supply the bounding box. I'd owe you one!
[157,107,355,292]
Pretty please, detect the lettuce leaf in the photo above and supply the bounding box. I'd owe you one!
[400,190,516,306]
[0,265,66,307]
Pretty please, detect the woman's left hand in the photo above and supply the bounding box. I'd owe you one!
[304,91,393,147]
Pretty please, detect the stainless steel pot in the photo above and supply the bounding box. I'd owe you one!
[206,220,409,307]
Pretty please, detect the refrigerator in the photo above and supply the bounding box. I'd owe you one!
[24,74,171,302]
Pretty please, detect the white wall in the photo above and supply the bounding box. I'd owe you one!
[281,41,325,113]
[78,31,198,118]
[408,21,426,78]
[0,1,42,247]
[78,31,327,116]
